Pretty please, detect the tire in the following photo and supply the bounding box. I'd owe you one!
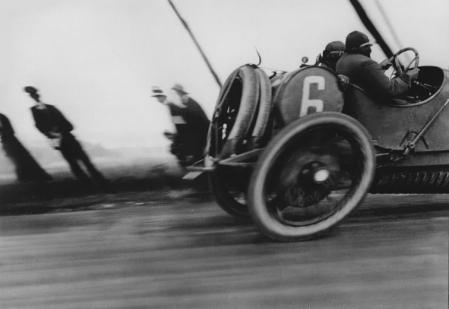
[209,65,260,159]
[209,166,250,218]
[206,65,261,218]
[249,68,273,147]
[248,112,375,241]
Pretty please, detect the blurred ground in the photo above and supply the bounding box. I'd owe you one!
[0,191,447,309]
[0,156,210,214]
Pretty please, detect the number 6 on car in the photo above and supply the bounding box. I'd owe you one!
[299,75,325,116]
[275,67,345,125]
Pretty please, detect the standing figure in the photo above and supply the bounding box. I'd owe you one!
[0,113,51,182]
[151,85,210,167]
[23,86,110,191]
[171,83,210,163]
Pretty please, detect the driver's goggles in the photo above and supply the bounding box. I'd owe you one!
[359,41,376,48]
[328,51,344,56]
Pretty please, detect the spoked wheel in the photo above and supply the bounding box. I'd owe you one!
[248,112,375,241]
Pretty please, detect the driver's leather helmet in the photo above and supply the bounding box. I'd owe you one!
[321,41,345,70]
[323,41,345,59]
[345,31,373,56]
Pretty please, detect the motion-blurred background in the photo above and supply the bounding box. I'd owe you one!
[0,0,448,185]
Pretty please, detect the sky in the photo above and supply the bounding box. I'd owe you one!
[0,0,448,152]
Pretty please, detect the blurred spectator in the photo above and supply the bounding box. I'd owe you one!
[152,85,209,167]
[171,83,210,161]
[0,113,51,182]
[23,86,110,192]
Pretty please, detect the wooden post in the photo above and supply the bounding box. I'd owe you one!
[349,0,394,58]
[167,0,222,88]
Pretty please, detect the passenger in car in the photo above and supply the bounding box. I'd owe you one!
[336,31,418,102]
[316,41,345,71]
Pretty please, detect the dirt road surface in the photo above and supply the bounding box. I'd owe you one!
[0,193,447,308]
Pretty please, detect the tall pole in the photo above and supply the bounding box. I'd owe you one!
[348,0,394,58]
[374,0,410,62]
[374,0,403,50]
[167,0,222,88]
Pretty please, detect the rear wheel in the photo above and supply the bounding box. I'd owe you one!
[248,112,375,241]
[209,165,251,218]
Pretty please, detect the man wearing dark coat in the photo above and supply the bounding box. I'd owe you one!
[0,113,51,182]
[171,83,210,162]
[152,85,210,167]
[23,86,109,191]
[336,30,418,102]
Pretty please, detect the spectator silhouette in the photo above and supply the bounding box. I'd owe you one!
[152,85,209,167]
[0,113,51,182]
[23,86,110,192]
[172,83,209,164]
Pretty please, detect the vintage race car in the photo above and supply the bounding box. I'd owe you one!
[196,47,449,241]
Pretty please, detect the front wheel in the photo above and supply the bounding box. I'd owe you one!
[248,112,375,241]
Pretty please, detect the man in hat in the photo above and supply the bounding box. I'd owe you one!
[151,85,209,167]
[316,41,345,71]
[171,84,209,162]
[171,84,209,122]
[151,86,186,164]
[336,30,418,101]
[23,86,110,191]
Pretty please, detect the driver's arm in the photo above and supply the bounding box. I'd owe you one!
[360,59,410,99]
[379,59,393,70]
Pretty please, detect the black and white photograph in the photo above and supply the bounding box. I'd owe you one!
[0,0,448,308]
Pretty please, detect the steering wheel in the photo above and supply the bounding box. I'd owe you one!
[388,47,419,77]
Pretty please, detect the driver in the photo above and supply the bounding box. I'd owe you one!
[336,30,419,102]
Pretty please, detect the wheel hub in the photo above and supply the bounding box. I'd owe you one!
[276,151,339,208]
[313,169,330,183]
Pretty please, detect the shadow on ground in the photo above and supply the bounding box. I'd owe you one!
[0,162,211,216]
